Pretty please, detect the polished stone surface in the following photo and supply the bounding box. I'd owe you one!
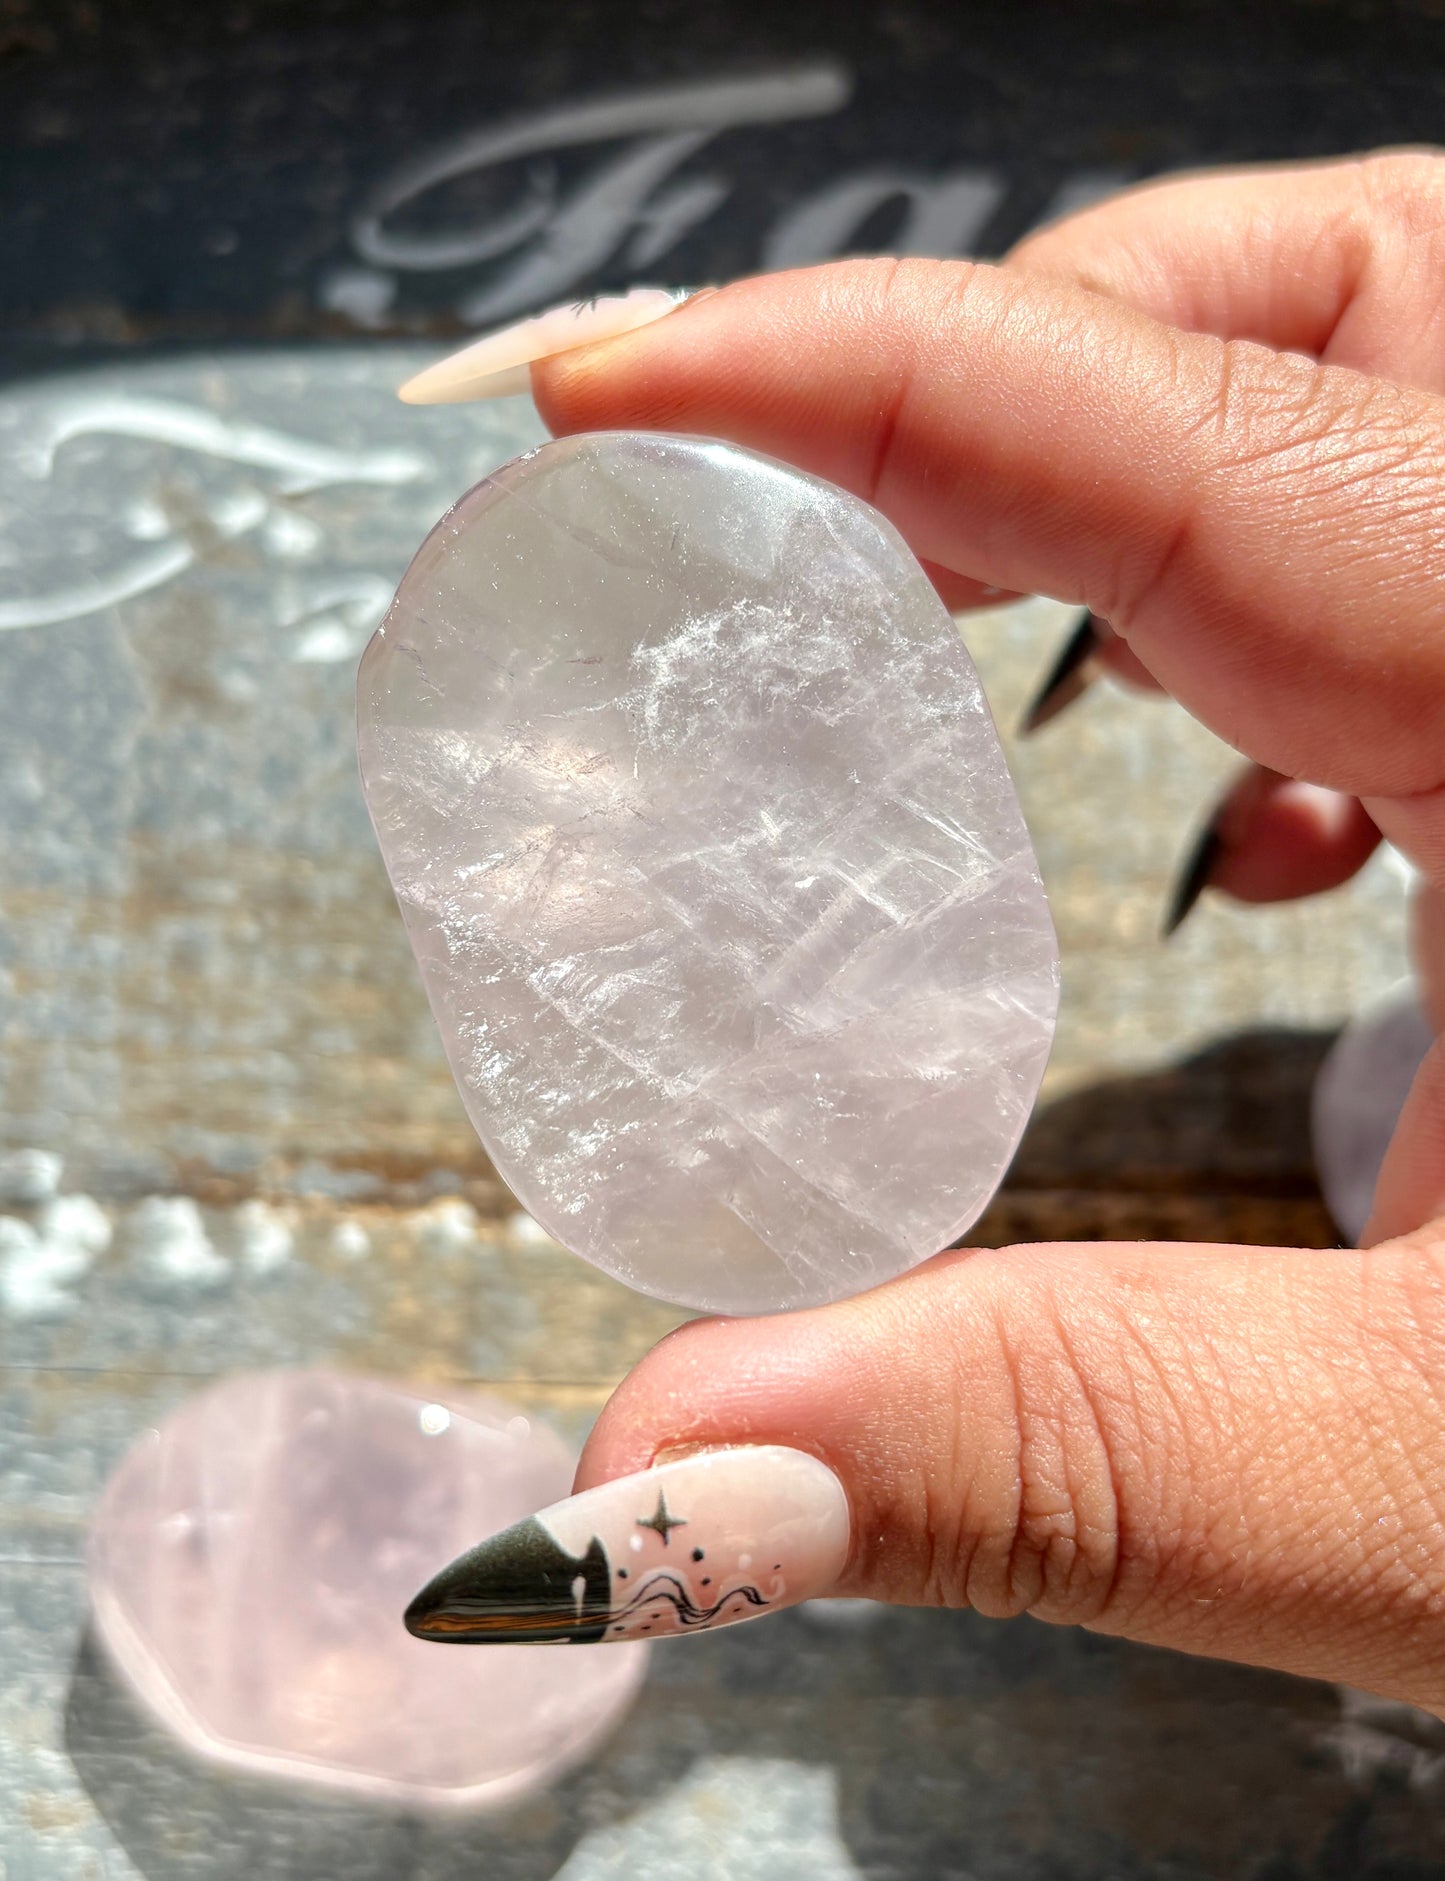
[87,1370,647,1810]
[359,433,1059,1313]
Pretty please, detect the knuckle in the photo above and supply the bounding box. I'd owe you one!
[1115,318,1445,631]
[858,255,984,505]
[1354,147,1445,237]
[956,1269,1129,1626]
[905,1237,1445,1685]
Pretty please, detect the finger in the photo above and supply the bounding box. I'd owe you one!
[573,1232,1445,1713]
[1163,765,1381,932]
[920,560,1020,613]
[1007,149,1445,389]
[1210,773,1380,903]
[533,257,1445,820]
[1412,882,1445,1034]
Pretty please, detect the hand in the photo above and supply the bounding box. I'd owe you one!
[420,152,1445,1710]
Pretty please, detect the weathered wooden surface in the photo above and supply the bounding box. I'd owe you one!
[4,2,1444,1858]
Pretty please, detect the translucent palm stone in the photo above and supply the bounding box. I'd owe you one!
[87,1371,647,1808]
[358,433,1058,1313]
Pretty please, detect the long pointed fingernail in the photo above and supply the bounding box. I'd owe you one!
[1162,819,1225,938]
[1019,609,1104,735]
[404,1446,849,1645]
[398,288,693,405]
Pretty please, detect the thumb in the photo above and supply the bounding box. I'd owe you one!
[555,1235,1445,1709]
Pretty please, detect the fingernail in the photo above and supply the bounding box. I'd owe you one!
[404,1445,849,1645]
[397,287,693,405]
[1162,819,1224,938]
[1018,609,1103,735]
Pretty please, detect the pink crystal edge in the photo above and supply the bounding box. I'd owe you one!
[89,1580,648,1811]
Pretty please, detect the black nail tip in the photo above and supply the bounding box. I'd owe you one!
[401,1516,615,1644]
[1162,822,1224,938]
[402,1547,476,1640]
[403,1588,442,1640]
[1018,610,1101,736]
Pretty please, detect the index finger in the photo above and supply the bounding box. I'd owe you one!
[534,258,1445,831]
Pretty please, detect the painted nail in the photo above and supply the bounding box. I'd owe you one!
[397,288,692,405]
[404,1445,850,1645]
[1162,819,1224,938]
[1019,609,1103,736]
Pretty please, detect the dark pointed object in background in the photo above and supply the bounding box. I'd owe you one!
[1162,822,1224,939]
[1018,610,1103,736]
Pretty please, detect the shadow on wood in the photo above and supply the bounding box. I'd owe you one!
[973,1026,1341,1250]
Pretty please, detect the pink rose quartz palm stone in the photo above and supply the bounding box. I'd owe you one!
[358,433,1058,1314]
[87,1370,647,1808]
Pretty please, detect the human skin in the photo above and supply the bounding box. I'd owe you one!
[528,152,1445,1714]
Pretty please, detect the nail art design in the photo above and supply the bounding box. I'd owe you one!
[1019,609,1102,736]
[397,287,692,405]
[1162,820,1223,938]
[404,1446,849,1645]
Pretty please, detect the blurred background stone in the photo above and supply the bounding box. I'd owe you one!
[87,1370,647,1808]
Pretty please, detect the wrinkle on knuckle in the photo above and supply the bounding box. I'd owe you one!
[860,256,952,507]
[1176,336,1323,477]
[866,257,1030,516]
[1286,376,1440,495]
[1105,1304,1222,1614]
[960,1282,1128,1626]
[1107,326,1220,626]
[916,1433,981,1611]
[1115,332,1445,635]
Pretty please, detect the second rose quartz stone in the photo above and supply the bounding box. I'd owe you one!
[87,1371,646,1807]
[359,434,1058,1313]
